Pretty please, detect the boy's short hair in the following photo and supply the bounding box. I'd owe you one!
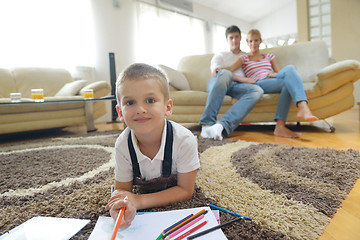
[116,63,170,105]
[247,29,262,42]
[225,25,241,38]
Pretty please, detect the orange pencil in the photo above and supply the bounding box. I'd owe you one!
[163,209,206,237]
[110,196,128,240]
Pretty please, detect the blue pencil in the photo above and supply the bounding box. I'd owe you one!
[208,204,253,221]
[162,213,194,234]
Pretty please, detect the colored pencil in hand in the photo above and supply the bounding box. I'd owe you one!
[110,196,128,240]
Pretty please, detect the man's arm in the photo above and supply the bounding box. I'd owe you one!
[223,57,243,72]
[210,53,224,77]
[212,69,218,77]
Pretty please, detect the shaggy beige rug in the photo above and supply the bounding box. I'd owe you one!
[1,131,359,239]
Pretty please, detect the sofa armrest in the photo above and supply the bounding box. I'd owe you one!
[80,81,111,98]
[317,59,360,94]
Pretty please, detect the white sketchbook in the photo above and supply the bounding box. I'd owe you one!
[0,216,90,240]
[89,206,227,240]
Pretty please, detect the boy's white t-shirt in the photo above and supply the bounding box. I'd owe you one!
[114,120,200,182]
[210,51,246,77]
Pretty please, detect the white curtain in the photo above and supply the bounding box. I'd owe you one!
[135,2,206,69]
[212,24,227,53]
[0,0,95,70]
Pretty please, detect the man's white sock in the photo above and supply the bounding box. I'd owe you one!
[207,123,224,140]
[200,125,211,138]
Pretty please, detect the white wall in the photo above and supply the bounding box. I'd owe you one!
[192,2,251,53]
[192,2,251,30]
[91,0,137,121]
[91,0,136,87]
[252,1,297,39]
[331,0,360,105]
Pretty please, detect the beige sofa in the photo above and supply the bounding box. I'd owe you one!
[0,67,111,134]
[160,41,360,131]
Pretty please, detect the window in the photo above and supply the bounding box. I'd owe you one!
[136,2,206,69]
[0,0,95,69]
[261,33,298,49]
[308,0,331,55]
[212,24,227,53]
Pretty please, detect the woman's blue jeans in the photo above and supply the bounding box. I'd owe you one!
[255,65,307,121]
[199,69,263,136]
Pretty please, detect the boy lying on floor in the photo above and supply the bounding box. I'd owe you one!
[105,63,200,228]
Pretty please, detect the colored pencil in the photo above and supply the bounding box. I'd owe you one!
[173,220,208,240]
[163,209,207,238]
[110,196,128,240]
[164,214,205,240]
[156,214,193,240]
[155,233,163,240]
[208,204,253,221]
[187,216,243,240]
[163,213,194,234]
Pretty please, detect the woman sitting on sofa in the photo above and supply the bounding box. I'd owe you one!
[221,29,318,138]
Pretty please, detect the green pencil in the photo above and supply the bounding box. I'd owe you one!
[156,232,163,240]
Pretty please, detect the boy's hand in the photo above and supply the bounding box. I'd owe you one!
[105,190,137,228]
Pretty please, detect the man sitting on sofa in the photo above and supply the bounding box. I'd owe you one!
[200,25,263,140]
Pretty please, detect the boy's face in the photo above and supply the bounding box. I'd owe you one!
[116,78,172,135]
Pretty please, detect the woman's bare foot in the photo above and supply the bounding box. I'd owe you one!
[296,101,319,122]
[274,120,301,138]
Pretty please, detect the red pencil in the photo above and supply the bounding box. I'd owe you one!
[110,196,128,240]
[173,220,208,240]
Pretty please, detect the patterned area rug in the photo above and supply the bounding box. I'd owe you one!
[1,131,360,240]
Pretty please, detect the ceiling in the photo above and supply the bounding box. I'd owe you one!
[191,0,294,23]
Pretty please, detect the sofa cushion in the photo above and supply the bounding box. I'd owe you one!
[79,81,111,99]
[12,67,73,97]
[157,64,190,90]
[261,41,329,83]
[0,68,16,98]
[177,54,213,92]
[317,60,360,94]
[55,80,89,96]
